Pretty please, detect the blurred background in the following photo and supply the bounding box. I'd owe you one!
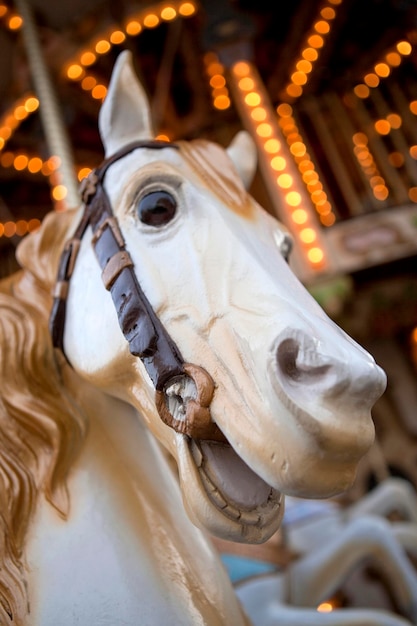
[1,0,417,514]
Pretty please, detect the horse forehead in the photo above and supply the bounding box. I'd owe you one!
[108,140,255,219]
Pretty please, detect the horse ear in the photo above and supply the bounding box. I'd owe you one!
[226,130,258,190]
[99,50,154,156]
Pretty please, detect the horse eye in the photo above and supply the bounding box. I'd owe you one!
[281,235,293,263]
[137,191,177,226]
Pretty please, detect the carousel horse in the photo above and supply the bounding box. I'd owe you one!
[235,477,417,625]
[0,49,388,625]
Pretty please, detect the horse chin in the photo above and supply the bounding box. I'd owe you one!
[175,434,284,544]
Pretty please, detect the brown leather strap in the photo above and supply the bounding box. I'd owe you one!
[49,140,224,440]
[50,140,185,391]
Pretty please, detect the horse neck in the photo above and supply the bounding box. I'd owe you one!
[26,380,248,626]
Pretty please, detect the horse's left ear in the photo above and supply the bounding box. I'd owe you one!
[99,50,154,156]
[226,130,258,190]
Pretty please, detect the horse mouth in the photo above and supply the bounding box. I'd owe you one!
[189,438,282,528]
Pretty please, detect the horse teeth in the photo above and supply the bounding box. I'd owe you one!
[190,441,203,466]
[210,488,228,510]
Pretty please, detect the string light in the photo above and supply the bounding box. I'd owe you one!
[277,102,336,227]
[282,0,343,102]
[230,61,328,270]
[353,36,414,98]
[352,133,389,202]
[62,1,197,106]
[203,52,231,110]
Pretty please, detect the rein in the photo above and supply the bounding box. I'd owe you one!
[49,140,225,442]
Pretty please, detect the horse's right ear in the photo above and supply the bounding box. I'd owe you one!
[99,50,155,156]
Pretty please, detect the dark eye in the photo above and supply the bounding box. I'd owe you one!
[137,191,177,226]
[282,235,293,263]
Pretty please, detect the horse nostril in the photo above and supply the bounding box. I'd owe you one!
[277,338,299,380]
[277,336,331,384]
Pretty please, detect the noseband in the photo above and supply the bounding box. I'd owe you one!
[49,140,225,442]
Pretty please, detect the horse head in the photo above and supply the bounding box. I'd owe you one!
[41,51,386,544]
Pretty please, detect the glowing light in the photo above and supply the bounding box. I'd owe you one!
[110,30,126,45]
[1,152,14,167]
[410,145,417,159]
[232,61,251,77]
[385,51,401,67]
[0,127,11,140]
[80,51,96,66]
[300,228,317,243]
[320,7,336,19]
[52,185,68,201]
[244,92,261,107]
[238,77,255,91]
[291,208,308,224]
[213,95,230,110]
[277,103,293,117]
[95,40,111,54]
[374,119,391,135]
[286,191,302,207]
[290,142,306,157]
[373,185,389,200]
[28,218,41,232]
[353,84,370,98]
[251,107,267,121]
[143,13,159,28]
[14,106,28,121]
[307,34,324,49]
[48,156,61,171]
[409,187,417,202]
[15,220,28,236]
[374,63,390,77]
[386,113,401,129]
[264,139,281,153]
[296,59,312,73]
[410,101,417,115]
[161,7,177,20]
[81,76,97,91]
[8,15,22,30]
[277,174,293,188]
[25,97,39,112]
[179,2,196,16]
[271,156,286,171]
[91,85,107,100]
[77,167,92,181]
[308,247,324,264]
[28,157,43,173]
[14,154,28,170]
[210,75,226,89]
[67,64,84,80]
[126,21,142,35]
[286,84,303,98]
[206,62,224,76]
[314,20,330,35]
[256,123,273,138]
[4,221,16,237]
[364,73,379,88]
[291,71,307,85]
[353,132,368,146]
[320,212,335,226]
[0,5,8,18]
[302,47,318,61]
[397,41,412,55]
[156,133,171,141]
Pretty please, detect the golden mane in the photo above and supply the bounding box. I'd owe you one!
[0,209,87,624]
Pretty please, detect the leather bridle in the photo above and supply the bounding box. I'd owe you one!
[49,140,225,441]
